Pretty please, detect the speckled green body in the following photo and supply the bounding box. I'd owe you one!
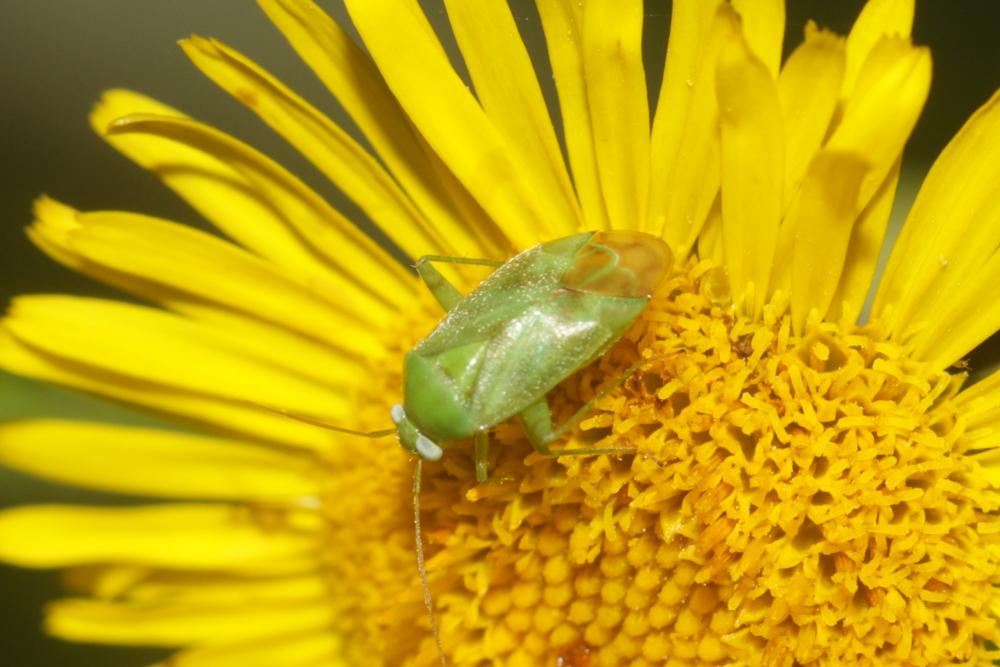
[401,232,657,450]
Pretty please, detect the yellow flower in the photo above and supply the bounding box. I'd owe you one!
[1,0,999,665]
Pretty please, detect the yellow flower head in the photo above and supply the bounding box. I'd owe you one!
[2,0,1000,666]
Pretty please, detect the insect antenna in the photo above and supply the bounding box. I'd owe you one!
[413,459,446,666]
[248,402,395,437]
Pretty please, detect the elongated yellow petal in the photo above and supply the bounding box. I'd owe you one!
[0,328,353,451]
[256,0,508,257]
[658,5,740,254]
[843,0,914,98]
[535,0,608,230]
[580,0,649,231]
[67,567,327,605]
[0,505,319,569]
[91,90,345,283]
[4,296,349,416]
[873,91,1000,336]
[648,0,722,235]
[911,249,1000,368]
[696,197,724,266]
[46,598,334,647]
[28,198,379,380]
[106,112,411,322]
[827,159,901,322]
[161,631,343,667]
[788,152,870,332]
[445,0,581,236]
[717,30,784,318]
[60,209,382,347]
[957,367,1000,414]
[0,420,322,500]
[777,25,846,208]
[971,447,1000,489]
[730,0,785,76]
[959,378,1000,439]
[180,36,451,259]
[826,37,930,207]
[344,0,555,246]
[779,35,926,313]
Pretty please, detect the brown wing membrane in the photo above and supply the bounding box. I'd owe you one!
[560,231,673,298]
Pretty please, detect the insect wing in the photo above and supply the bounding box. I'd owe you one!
[414,235,592,357]
[467,290,648,428]
[560,230,673,298]
[410,231,669,430]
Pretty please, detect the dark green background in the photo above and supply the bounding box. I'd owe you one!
[1,1,997,665]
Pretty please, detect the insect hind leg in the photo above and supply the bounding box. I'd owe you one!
[415,255,502,311]
[519,362,644,457]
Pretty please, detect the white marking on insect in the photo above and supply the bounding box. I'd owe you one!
[390,403,406,424]
[416,435,444,461]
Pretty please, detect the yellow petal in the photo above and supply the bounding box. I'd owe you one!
[54,207,382,350]
[180,36,451,259]
[826,37,930,207]
[0,504,319,569]
[256,0,508,258]
[826,158,901,323]
[716,29,784,319]
[4,296,350,417]
[648,0,722,235]
[68,567,327,605]
[445,0,581,235]
[974,447,1000,485]
[777,25,846,208]
[28,198,377,384]
[0,328,353,451]
[161,631,343,666]
[46,598,334,647]
[535,0,608,230]
[843,0,914,98]
[730,0,785,76]
[657,5,740,255]
[696,196,724,266]
[580,0,649,231]
[787,151,870,332]
[91,90,345,283]
[106,112,412,323]
[910,250,1000,368]
[0,420,322,500]
[958,369,999,447]
[873,90,1000,337]
[344,0,555,246]
[957,367,1000,415]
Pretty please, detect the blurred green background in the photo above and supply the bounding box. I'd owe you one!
[0,1,997,665]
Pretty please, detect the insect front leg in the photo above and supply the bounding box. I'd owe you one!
[519,362,644,457]
[415,255,502,311]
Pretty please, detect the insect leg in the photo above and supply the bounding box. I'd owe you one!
[473,430,490,483]
[415,255,502,311]
[518,399,556,455]
[520,362,644,457]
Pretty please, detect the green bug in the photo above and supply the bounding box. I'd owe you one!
[269,230,672,664]
[392,230,673,481]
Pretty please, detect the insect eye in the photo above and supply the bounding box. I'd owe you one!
[390,403,406,424]
[415,435,444,461]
